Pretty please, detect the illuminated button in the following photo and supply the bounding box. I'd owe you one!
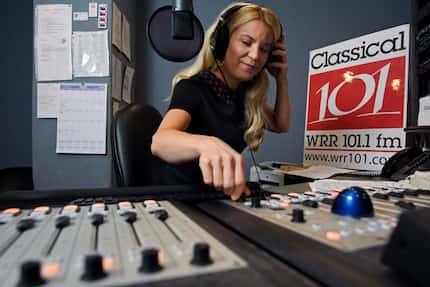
[158,251,165,264]
[90,203,106,215]
[30,206,51,218]
[287,192,299,198]
[270,194,282,199]
[2,208,21,216]
[326,231,341,241]
[304,191,316,197]
[390,222,398,228]
[143,200,158,207]
[62,205,80,215]
[329,191,339,197]
[92,203,106,210]
[102,256,115,271]
[280,200,291,207]
[118,201,133,208]
[42,263,61,278]
[118,201,135,215]
[35,206,50,213]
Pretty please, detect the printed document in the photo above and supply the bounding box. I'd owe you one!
[56,83,107,154]
[35,4,72,81]
[37,83,60,118]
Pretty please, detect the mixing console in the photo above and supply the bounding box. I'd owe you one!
[0,200,246,287]
[227,183,430,252]
[197,181,430,287]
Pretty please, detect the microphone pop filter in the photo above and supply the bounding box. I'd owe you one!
[147,5,204,62]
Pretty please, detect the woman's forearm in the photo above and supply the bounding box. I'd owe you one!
[151,129,206,163]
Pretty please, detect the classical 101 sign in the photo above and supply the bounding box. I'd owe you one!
[304,25,409,171]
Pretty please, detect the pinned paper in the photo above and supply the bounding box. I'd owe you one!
[72,30,109,77]
[35,4,72,81]
[89,2,97,17]
[122,66,135,104]
[56,83,107,154]
[37,83,60,118]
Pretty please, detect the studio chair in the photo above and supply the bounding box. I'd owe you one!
[112,104,164,187]
[0,167,34,193]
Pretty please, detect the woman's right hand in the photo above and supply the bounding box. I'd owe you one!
[197,136,250,200]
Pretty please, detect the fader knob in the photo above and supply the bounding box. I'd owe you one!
[90,214,104,226]
[123,211,137,223]
[55,215,70,228]
[190,242,213,266]
[152,209,168,221]
[16,218,35,232]
[139,248,162,273]
[81,254,107,281]
[291,208,306,223]
[17,261,45,287]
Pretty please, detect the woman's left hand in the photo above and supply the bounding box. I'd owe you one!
[266,33,288,83]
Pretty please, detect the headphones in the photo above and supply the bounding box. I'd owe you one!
[210,4,282,62]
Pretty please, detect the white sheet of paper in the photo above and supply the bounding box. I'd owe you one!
[35,4,72,81]
[72,30,109,77]
[122,66,135,103]
[121,15,131,60]
[285,165,354,179]
[112,54,123,100]
[37,83,60,118]
[56,83,107,154]
[418,95,430,126]
[89,2,97,17]
[112,2,122,49]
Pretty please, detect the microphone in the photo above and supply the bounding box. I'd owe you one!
[172,0,194,40]
[147,0,204,62]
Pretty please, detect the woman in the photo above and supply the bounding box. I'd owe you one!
[151,2,290,200]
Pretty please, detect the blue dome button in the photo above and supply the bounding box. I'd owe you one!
[331,186,374,218]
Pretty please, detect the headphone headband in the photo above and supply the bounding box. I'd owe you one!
[210,3,281,61]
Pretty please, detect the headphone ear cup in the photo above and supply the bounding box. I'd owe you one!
[211,24,230,61]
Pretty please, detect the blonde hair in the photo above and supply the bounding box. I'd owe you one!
[169,2,281,150]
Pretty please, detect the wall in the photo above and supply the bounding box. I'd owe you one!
[136,0,411,174]
[32,0,114,190]
[1,0,33,169]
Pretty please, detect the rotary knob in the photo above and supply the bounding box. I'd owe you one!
[81,254,107,281]
[291,208,306,223]
[139,248,162,273]
[190,242,213,266]
[251,195,261,208]
[17,261,45,287]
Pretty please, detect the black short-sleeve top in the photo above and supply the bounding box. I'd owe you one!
[161,70,248,185]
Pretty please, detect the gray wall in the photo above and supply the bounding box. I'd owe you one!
[32,0,114,190]
[136,0,411,174]
[1,0,33,169]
